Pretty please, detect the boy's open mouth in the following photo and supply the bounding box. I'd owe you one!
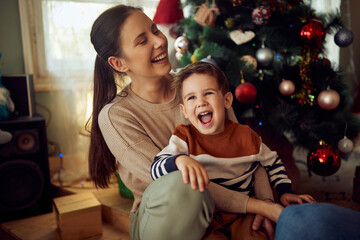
[198,111,213,124]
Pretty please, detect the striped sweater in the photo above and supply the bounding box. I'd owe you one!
[151,120,292,198]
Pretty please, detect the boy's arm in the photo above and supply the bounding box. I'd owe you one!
[175,155,209,192]
[257,141,293,198]
[151,134,209,191]
[257,141,316,205]
[150,134,188,180]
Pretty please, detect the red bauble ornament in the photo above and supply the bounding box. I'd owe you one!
[321,58,331,66]
[300,20,326,47]
[307,141,341,176]
[235,82,257,103]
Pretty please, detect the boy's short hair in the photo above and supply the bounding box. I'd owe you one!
[174,61,230,100]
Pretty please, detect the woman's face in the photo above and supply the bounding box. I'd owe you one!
[119,11,171,80]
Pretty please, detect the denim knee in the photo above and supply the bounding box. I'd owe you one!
[275,203,360,240]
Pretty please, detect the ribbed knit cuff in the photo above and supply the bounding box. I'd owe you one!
[275,183,294,199]
[166,153,187,172]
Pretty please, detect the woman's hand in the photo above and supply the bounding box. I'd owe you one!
[175,155,209,192]
[252,214,275,240]
[280,193,316,207]
[252,199,276,240]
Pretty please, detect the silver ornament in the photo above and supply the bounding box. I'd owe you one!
[337,136,354,153]
[174,36,189,54]
[317,89,340,110]
[334,29,354,47]
[279,80,295,96]
[255,47,274,67]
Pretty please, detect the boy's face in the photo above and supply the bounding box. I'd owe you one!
[180,73,233,135]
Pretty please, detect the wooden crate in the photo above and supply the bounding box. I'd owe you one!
[53,192,102,240]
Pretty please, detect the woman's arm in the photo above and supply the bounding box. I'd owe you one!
[227,107,238,122]
[252,165,274,201]
[99,104,159,192]
[207,165,273,213]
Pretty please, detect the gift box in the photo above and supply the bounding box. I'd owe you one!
[53,192,102,239]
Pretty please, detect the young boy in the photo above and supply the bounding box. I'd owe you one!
[151,61,315,224]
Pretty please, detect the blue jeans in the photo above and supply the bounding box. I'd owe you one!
[275,203,360,240]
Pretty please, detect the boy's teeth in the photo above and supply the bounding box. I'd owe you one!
[199,112,209,116]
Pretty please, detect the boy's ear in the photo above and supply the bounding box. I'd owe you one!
[108,56,129,72]
[179,104,189,119]
[224,92,233,109]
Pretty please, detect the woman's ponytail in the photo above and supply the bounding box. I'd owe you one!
[88,5,140,188]
[88,55,117,188]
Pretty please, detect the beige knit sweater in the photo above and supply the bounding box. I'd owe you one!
[99,84,273,213]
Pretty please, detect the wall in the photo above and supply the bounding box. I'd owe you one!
[340,0,360,112]
[0,0,25,74]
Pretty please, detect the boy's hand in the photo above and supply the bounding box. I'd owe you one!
[175,155,209,192]
[280,193,316,207]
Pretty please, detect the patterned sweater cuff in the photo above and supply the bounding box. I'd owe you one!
[275,183,293,199]
[166,153,187,172]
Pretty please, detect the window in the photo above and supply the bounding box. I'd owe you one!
[19,0,160,91]
[17,0,160,168]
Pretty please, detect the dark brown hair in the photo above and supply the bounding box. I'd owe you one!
[174,61,229,101]
[87,5,141,188]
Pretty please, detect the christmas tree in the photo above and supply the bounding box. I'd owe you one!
[171,0,360,167]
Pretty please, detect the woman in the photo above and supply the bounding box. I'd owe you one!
[89,5,274,240]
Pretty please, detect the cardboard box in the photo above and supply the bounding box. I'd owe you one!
[53,192,102,239]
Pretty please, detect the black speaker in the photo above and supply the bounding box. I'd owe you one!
[0,115,53,222]
[2,74,36,117]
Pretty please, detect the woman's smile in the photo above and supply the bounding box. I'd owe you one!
[120,11,171,78]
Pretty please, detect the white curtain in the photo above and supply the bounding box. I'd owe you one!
[310,0,357,96]
[309,0,341,67]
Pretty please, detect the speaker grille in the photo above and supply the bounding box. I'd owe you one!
[0,115,52,222]
[14,129,39,154]
[0,160,44,211]
[0,129,39,157]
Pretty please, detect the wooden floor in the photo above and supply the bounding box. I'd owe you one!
[0,181,133,240]
[2,171,360,239]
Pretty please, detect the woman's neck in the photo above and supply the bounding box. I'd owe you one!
[130,74,175,104]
